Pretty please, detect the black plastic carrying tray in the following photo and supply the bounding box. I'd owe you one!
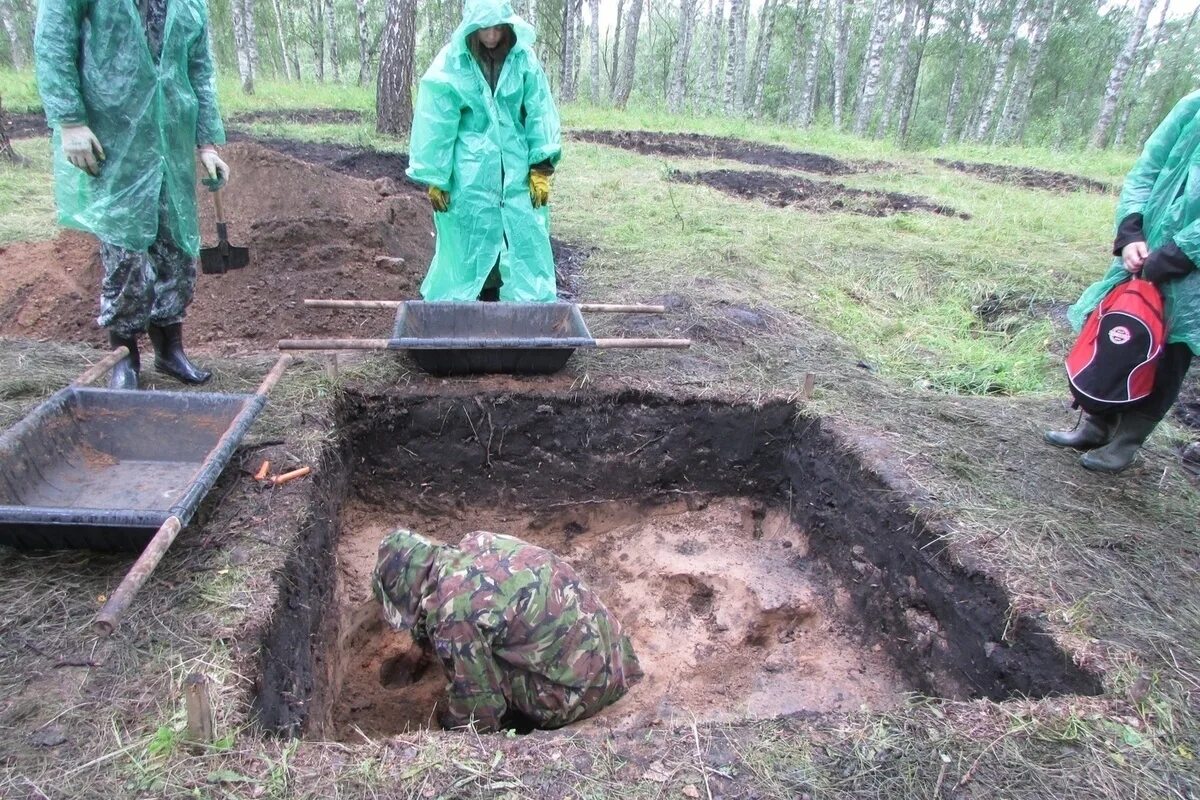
[0,387,266,551]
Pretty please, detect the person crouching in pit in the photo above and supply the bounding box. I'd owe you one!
[368,528,642,732]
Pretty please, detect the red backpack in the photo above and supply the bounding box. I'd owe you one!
[1066,277,1166,413]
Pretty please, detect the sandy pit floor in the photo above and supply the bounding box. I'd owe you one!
[316,495,909,738]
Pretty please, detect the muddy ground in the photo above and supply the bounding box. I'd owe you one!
[0,139,588,352]
[575,129,871,175]
[6,109,369,140]
[935,159,1113,194]
[674,169,968,218]
[321,496,908,739]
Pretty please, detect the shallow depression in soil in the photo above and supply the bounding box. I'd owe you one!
[319,495,910,738]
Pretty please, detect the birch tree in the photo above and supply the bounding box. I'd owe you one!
[723,0,746,112]
[784,0,810,121]
[994,0,1055,144]
[972,0,1028,141]
[898,0,933,140]
[832,0,854,130]
[324,0,341,81]
[852,0,892,135]
[668,0,700,112]
[876,0,916,135]
[377,0,417,135]
[355,0,372,85]
[941,0,978,144]
[308,0,326,81]
[588,0,601,103]
[1091,0,1157,147]
[270,0,293,80]
[0,0,25,69]
[796,0,828,125]
[704,0,725,111]
[1113,0,1170,148]
[610,0,625,98]
[612,0,645,108]
[230,0,255,93]
[749,0,780,116]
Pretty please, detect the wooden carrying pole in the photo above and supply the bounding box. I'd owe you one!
[71,346,130,387]
[93,355,293,637]
[303,299,668,314]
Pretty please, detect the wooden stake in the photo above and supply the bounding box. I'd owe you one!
[278,338,392,351]
[184,673,215,745]
[591,338,692,349]
[802,372,816,400]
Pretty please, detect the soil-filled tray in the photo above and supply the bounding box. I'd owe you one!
[0,387,265,551]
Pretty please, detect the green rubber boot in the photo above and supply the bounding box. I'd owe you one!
[1080,413,1160,473]
[1044,413,1117,450]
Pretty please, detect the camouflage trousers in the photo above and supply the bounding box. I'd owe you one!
[97,188,196,338]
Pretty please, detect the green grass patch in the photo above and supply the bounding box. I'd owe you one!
[0,140,56,245]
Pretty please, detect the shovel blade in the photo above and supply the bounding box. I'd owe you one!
[200,243,250,275]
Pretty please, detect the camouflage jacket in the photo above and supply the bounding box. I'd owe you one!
[372,529,642,732]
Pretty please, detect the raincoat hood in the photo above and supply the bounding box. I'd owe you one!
[451,0,536,54]
[372,529,442,634]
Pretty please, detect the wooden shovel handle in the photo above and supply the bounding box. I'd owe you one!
[255,354,293,396]
[71,347,130,387]
[94,515,183,637]
[211,189,226,225]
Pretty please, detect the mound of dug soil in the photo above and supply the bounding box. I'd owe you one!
[675,168,967,218]
[0,141,432,353]
[935,159,1113,194]
[575,129,868,175]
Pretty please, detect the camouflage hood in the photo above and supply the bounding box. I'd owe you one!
[371,529,442,633]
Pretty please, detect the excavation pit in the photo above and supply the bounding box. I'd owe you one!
[253,392,1102,738]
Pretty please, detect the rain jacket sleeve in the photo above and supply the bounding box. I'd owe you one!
[522,57,561,168]
[434,619,508,732]
[34,0,88,126]
[1116,94,1200,224]
[408,72,462,191]
[189,16,225,147]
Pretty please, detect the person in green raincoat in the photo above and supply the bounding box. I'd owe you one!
[1045,91,1200,472]
[35,0,228,390]
[406,0,561,303]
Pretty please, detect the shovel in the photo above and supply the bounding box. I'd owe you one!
[199,188,250,275]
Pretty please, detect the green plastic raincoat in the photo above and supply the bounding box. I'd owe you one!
[406,0,561,302]
[1070,90,1200,354]
[35,0,225,259]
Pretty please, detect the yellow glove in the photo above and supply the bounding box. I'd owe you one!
[428,186,450,213]
[529,171,551,208]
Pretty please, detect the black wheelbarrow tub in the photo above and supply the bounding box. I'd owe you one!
[391,301,594,376]
[0,387,266,551]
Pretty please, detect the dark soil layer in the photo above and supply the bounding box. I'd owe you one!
[676,169,968,218]
[574,130,867,175]
[254,391,1101,737]
[230,109,368,126]
[935,159,1113,194]
[7,112,47,139]
[227,133,417,188]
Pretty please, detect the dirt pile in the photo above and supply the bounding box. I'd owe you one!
[675,169,968,218]
[575,129,871,175]
[935,159,1113,194]
[315,496,908,738]
[0,141,433,353]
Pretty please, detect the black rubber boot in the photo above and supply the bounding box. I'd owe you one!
[1044,412,1118,450]
[1080,412,1160,473]
[107,332,140,391]
[148,323,211,385]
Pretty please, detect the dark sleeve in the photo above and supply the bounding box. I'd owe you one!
[1113,213,1145,256]
[530,159,554,175]
[1141,241,1197,284]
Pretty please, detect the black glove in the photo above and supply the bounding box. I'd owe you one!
[1141,242,1197,285]
[1113,213,1145,256]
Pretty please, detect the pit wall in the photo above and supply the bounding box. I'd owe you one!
[252,389,1100,735]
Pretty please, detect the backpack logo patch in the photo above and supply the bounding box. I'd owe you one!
[1109,326,1132,345]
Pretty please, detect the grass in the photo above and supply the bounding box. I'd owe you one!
[0,91,1198,800]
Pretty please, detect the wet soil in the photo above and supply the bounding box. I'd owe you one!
[322,496,907,737]
[675,169,968,218]
[935,159,1113,194]
[574,130,869,175]
[973,291,1071,333]
[0,141,432,354]
[230,109,368,127]
[1176,379,1200,429]
[6,112,47,140]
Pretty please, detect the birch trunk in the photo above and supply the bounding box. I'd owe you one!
[588,0,601,103]
[994,0,1055,144]
[1113,0,1170,148]
[1091,0,1156,147]
[941,0,977,144]
[972,0,1028,141]
[270,0,293,80]
[784,0,809,122]
[797,0,828,125]
[324,0,341,81]
[668,0,700,112]
[612,0,645,108]
[377,0,417,135]
[750,0,779,116]
[723,0,746,112]
[898,0,933,139]
[852,0,891,135]
[610,0,625,98]
[706,0,725,111]
[876,0,915,136]
[832,0,853,130]
[0,0,24,69]
[309,0,326,81]
[231,0,255,93]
